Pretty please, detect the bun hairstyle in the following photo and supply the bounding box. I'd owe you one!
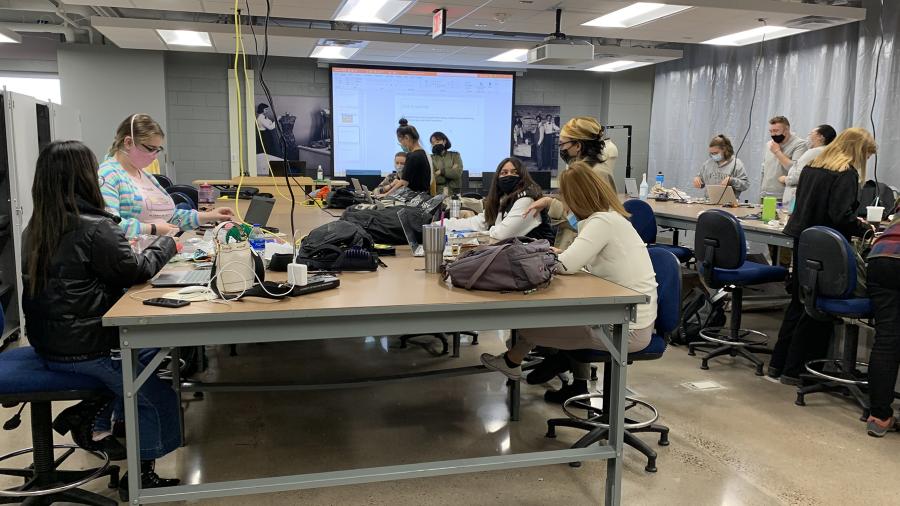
[709,134,735,161]
[396,118,420,141]
[560,116,606,166]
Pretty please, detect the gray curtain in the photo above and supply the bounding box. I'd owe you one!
[649,0,898,202]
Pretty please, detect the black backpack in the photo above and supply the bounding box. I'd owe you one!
[856,180,896,220]
[340,195,446,245]
[674,287,727,345]
[326,187,371,209]
[295,221,382,272]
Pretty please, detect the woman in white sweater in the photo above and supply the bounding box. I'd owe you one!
[444,157,554,241]
[481,161,658,399]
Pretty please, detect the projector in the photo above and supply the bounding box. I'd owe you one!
[527,40,594,66]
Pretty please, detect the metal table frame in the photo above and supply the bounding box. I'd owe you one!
[108,296,643,505]
[654,213,794,249]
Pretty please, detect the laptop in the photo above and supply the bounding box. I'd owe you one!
[244,196,276,230]
[397,208,425,257]
[706,185,738,207]
[151,268,212,288]
[624,178,638,197]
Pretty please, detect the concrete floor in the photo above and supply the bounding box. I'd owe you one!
[1,309,898,505]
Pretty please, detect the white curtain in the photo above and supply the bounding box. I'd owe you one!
[649,0,898,202]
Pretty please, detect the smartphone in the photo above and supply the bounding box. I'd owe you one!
[143,298,191,308]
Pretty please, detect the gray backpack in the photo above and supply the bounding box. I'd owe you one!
[442,237,557,292]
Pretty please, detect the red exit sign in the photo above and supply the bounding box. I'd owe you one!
[432,8,446,39]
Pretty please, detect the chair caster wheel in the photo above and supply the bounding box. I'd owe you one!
[700,362,709,370]
[795,394,806,407]
[569,461,582,468]
[545,429,557,439]
[108,469,120,488]
[687,349,696,356]
[645,464,657,473]
[471,337,479,345]
[658,437,669,447]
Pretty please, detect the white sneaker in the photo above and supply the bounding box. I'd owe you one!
[480,353,522,381]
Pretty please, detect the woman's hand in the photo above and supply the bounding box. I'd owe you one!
[200,207,234,223]
[550,246,562,255]
[525,197,553,218]
[693,177,703,189]
[459,210,476,219]
[153,222,179,236]
[720,176,731,186]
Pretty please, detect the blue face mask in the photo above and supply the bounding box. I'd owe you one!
[567,213,579,229]
[398,141,409,153]
[710,153,723,163]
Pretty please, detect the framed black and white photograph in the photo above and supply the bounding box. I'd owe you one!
[512,104,560,173]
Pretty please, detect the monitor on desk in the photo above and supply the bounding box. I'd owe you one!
[269,160,307,177]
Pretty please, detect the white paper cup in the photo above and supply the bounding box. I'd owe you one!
[867,205,885,223]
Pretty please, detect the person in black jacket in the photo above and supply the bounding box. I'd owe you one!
[769,128,877,383]
[22,140,180,500]
[395,118,433,194]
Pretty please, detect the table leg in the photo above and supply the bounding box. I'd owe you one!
[672,229,680,247]
[121,337,142,505]
[171,347,185,446]
[604,323,627,506]
[508,329,521,422]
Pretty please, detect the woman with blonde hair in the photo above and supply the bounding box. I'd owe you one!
[481,161,658,401]
[527,116,617,249]
[99,113,233,238]
[770,127,876,383]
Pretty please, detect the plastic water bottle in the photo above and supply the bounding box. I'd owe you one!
[449,194,461,219]
[249,224,266,256]
[639,174,649,201]
[655,171,664,187]
[316,165,324,181]
[199,182,213,204]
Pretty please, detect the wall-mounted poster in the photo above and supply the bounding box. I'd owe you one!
[254,95,332,176]
[512,105,560,173]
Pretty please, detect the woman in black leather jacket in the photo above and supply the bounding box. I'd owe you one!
[22,141,180,500]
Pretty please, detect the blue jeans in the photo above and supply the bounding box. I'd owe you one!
[46,349,181,460]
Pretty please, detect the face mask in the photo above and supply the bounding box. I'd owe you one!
[497,175,521,195]
[432,144,446,156]
[122,114,158,169]
[398,141,409,153]
[771,134,786,144]
[710,153,723,163]
[394,161,405,171]
[560,148,575,164]
[567,213,579,229]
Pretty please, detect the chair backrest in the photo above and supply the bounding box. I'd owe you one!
[169,192,196,210]
[694,210,745,285]
[481,173,495,195]
[797,227,857,315]
[153,174,173,189]
[167,184,199,205]
[623,199,657,244]
[531,171,551,191]
[460,170,470,190]
[648,248,681,335]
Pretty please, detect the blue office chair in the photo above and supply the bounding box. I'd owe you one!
[688,210,788,375]
[152,174,173,189]
[544,248,681,473]
[794,226,873,419]
[623,199,693,263]
[169,192,197,211]
[0,332,120,505]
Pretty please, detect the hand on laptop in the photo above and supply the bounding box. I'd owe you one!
[200,207,235,224]
[720,176,730,186]
[693,177,703,189]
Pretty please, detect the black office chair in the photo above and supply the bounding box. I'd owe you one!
[480,173,495,196]
[0,347,120,505]
[167,184,200,207]
[169,192,197,211]
[398,331,478,357]
[544,248,681,473]
[532,171,551,191]
[794,226,873,420]
[152,174,173,189]
[688,210,788,375]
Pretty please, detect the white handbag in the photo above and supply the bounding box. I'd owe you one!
[211,222,261,295]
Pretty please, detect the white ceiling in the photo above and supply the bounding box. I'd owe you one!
[70,0,867,70]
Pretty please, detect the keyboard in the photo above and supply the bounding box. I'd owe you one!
[179,269,212,285]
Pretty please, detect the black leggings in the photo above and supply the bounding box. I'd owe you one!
[867,257,900,420]
[771,239,834,377]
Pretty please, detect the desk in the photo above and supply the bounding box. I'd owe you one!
[646,199,794,248]
[104,206,645,505]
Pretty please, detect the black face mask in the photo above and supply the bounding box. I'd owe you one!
[771,134,786,144]
[560,146,576,164]
[432,144,446,156]
[497,176,521,195]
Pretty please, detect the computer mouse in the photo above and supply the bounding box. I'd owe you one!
[177,286,212,295]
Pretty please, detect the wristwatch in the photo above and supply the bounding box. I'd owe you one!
[150,224,157,235]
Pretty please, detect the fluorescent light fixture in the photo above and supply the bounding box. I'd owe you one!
[587,60,654,72]
[488,49,528,63]
[310,45,360,60]
[702,25,808,46]
[0,27,23,44]
[334,0,412,24]
[156,29,211,47]
[583,2,691,28]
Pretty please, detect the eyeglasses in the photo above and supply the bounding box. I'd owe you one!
[140,144,165,154]
[559,141,576,150]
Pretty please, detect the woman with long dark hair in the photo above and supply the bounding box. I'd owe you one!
[23,140,181,500]
[444,157,554,241]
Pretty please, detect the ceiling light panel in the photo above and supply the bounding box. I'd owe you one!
[0,27,23,44]
[488,49,529,63]
[702,25,808,46]
[156,29,212,47]
[587,60,654,72]
[583,3,692,28]
[334,0,413,24]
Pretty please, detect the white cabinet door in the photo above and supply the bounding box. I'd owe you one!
[50,103,83,142]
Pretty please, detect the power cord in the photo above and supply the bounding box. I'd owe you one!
[733,19,767,161]
[869,0,885,205]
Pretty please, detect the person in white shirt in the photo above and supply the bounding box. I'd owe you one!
[481,161,658,400]
[444,157,554,241]
[781,124,837,210]
[537,115,561,171]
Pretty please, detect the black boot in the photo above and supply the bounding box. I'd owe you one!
[119,459,181,502]
[525,353,571,385]
[52,394,126,459]
[544,380,589,404]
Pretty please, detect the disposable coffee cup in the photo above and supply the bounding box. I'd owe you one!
[867,206,885,223]
[422,223,446,274]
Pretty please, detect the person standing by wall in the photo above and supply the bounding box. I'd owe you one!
[781,124,837,210]
[429,131,463,195]
[761,116,808,200]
